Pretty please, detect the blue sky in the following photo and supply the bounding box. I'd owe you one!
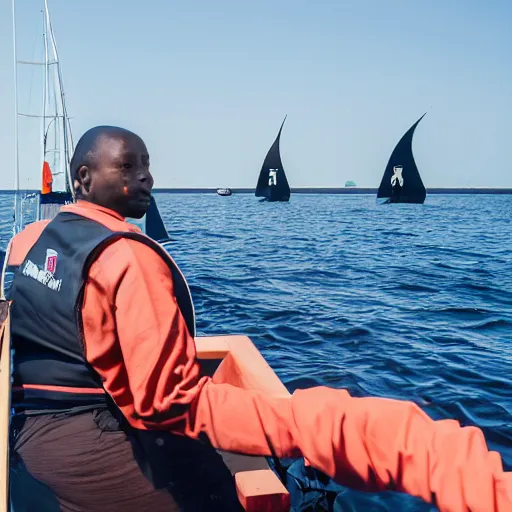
[0,0,511,189]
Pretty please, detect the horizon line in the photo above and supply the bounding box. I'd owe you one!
[1,187,512,195]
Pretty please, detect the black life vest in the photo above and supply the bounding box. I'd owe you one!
[4,211,195,411]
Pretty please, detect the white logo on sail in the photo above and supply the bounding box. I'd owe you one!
[391,166,404,187]
[269,169,278,186]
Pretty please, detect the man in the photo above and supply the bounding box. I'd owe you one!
[6,126,242,512]
[4,126,511,512]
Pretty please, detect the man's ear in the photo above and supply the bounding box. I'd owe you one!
[77,165,92,194]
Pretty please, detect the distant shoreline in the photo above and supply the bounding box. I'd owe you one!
[155,187,512,194]
[1,188,511,195]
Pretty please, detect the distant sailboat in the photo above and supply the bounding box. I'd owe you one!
[7,0,170,244]
[377,113,427,204]
[255,116,290,202]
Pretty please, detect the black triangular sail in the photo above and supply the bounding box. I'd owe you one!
[255,116,290,202]
[377,113,427,204]
[145,196,170,242]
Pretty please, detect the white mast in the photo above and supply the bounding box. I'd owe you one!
[11,0,19,235]
[44,0,74,197]
[42,5,49,195]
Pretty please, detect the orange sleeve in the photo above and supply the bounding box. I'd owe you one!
[81,238,208,425]
[82,240,512,512]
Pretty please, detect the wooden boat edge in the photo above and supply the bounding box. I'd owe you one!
[195,334,291,511]
[0,301,11,512]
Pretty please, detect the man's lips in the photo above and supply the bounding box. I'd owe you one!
[134,189,152,203]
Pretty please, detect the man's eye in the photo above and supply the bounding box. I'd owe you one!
[122,163,132,170]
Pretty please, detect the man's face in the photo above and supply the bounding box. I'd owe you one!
[79,132,154,219]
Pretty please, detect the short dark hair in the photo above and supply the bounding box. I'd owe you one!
[70,125,139,186]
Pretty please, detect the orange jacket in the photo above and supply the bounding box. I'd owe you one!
[6,200,512,512]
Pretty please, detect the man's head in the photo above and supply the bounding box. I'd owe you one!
[70,126,154,218]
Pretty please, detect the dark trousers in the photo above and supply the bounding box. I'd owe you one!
[10,408,243,512]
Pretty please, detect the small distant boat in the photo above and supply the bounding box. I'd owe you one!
[216,188,232,196]
[255,116,290,202]
[377,113,427,204]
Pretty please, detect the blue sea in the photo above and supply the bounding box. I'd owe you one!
[1,192,511,511]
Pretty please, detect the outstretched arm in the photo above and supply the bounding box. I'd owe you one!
[188,382,511,511]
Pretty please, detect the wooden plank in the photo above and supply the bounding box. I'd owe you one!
[0,301,11,512]
[235,469,290,512]
[194,336,230,359]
